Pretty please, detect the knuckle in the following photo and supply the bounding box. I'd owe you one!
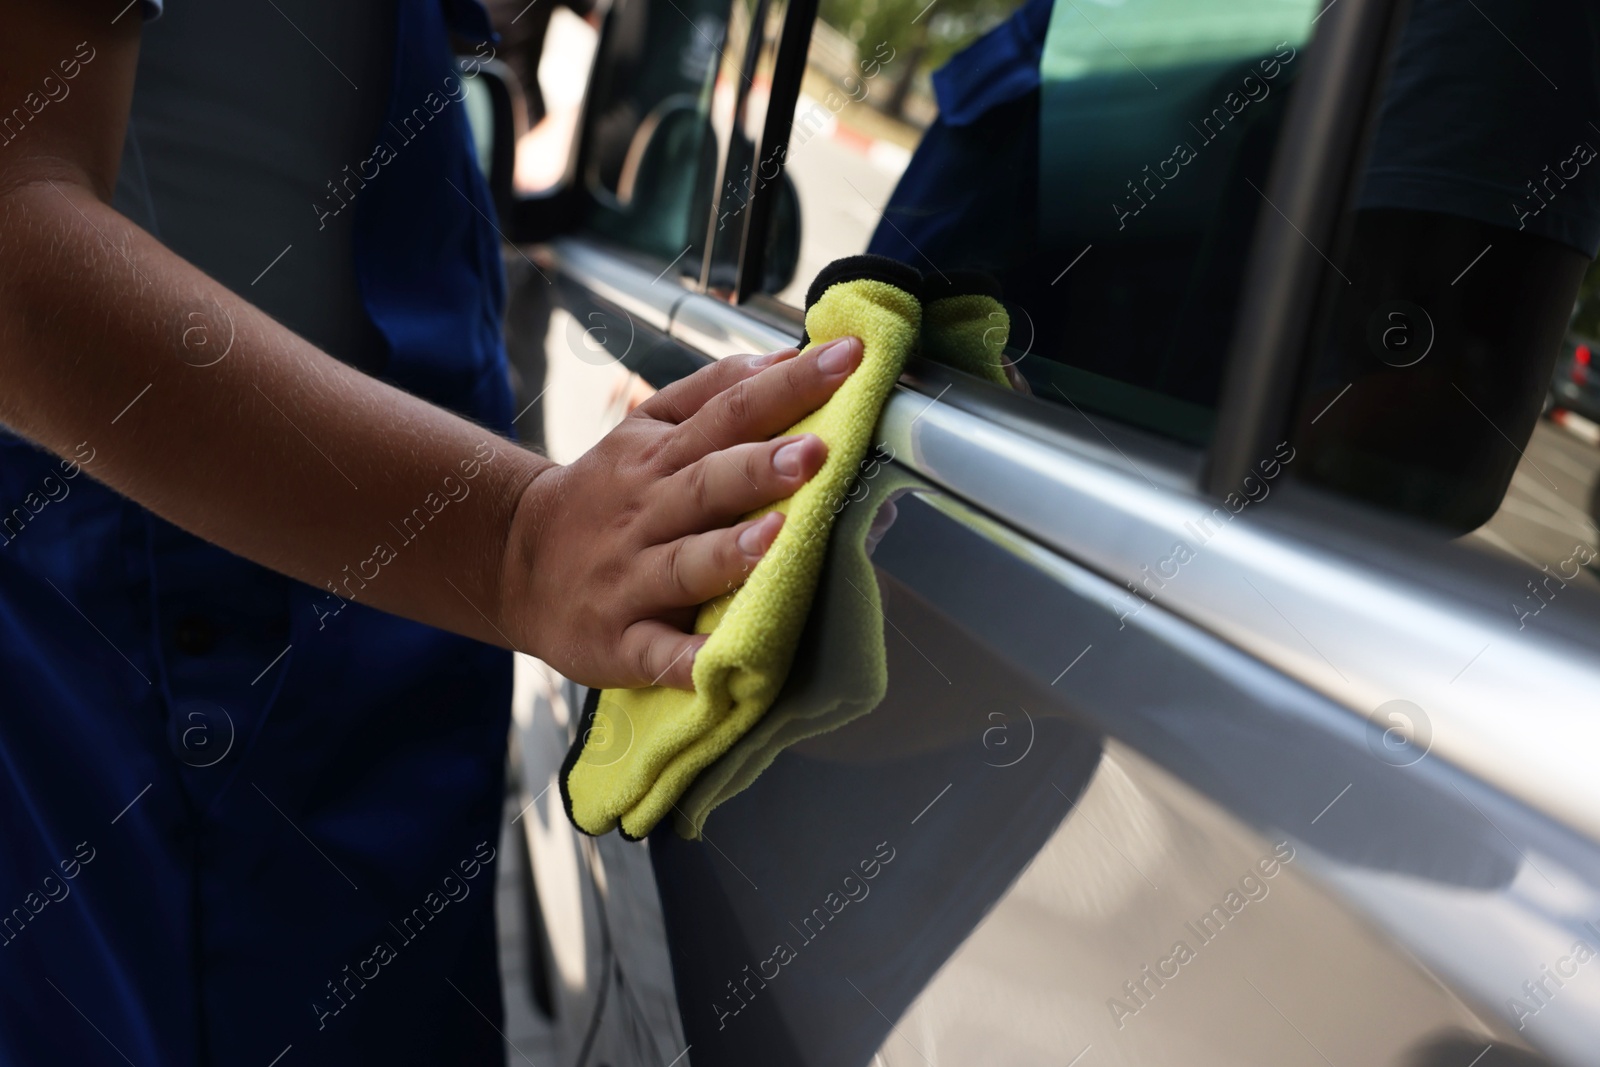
[633,634,655,684]
[781,352,815,390]
[747,443,774,488]
[641,437,676,477]
[686,461,711,514]
[608,499,643,534]
[596,558,627,588]
[663,538,690,598]
[714,530,739,575]
[720,380,752,429]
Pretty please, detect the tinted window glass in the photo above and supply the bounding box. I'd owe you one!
[579,0,732,270]
[1289,0,1600,593]
[769,0,1318,444]
[481,2,600,195]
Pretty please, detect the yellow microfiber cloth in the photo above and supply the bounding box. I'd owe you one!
[561,255,923,839]
[920,269,1016,390]
[672,460,923,839]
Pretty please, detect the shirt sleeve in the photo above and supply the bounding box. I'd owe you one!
[1358,0,1600,257]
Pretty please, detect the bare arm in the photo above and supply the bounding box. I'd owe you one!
[0,1,855,688]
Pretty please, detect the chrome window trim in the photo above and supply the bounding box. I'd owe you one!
[552,219,1600,850]
[877,389,1600,845]
[660,268,1600,846]
[671,288,799,359]
[542,237,689,333]
[650,257,1600,847]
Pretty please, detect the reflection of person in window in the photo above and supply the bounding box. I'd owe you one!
[866,0,1052,284]
[1296,0,1600,531]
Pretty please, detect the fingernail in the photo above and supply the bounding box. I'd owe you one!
[750,347,795,369]
[816,337,857,375]
[773,437,807,475]
[738,516,772,554]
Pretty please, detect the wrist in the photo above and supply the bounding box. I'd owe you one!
[493,448,564,656]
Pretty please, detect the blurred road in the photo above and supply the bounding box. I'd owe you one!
[775,94,908,306]
[1469,417,1600,590]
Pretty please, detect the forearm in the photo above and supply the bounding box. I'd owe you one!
[0,175,549,646]
[0,0,857,695]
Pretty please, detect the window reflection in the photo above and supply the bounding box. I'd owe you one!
[1289,0,1600,589]
[775,0,1318,444]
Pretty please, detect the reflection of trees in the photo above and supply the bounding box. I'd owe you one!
[817,0,1020,119]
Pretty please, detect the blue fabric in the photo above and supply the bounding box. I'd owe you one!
[1358,0,1600,257]
[0,2,515,1065]
[868,0,1049,273]
[928,0,1052,127]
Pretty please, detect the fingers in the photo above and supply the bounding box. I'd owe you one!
[1003,361,1032,394]
[645,433,826,541]
[617,510,785,689]
[619,621,706,691]
[552,339,861,693]
[660,337,862,470]
[634,347,798,424]
[643,510,784,611]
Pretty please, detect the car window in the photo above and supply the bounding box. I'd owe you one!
[1287,0,1600,595]
[576,0,735,274]
[481,2,599,196]
[761,0,1320,445]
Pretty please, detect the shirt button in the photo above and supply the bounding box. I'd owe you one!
[173,615,216,656]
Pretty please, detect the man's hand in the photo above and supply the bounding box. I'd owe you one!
[504,337,863,691]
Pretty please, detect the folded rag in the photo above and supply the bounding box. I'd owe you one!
[673,460,923,838]
[920,269,1016,390]
[561,255,923,839]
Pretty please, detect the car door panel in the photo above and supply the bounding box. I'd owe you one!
[506,0,1600,1057]
[869,382,1600,1067]
[649,474,1567,1064]
[649,478,1105,1065]
[532,225,1600,1064]
[875,371,1600,845]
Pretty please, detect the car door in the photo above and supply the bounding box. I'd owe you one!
[493,0,739,1061]
[510,0,1600,1063]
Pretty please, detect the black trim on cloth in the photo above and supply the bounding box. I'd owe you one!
[922,267,1003,302]
[798,254,924,347]
[559,685,605,837]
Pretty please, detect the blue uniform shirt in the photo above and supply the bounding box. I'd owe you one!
[0,2,516,1064]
